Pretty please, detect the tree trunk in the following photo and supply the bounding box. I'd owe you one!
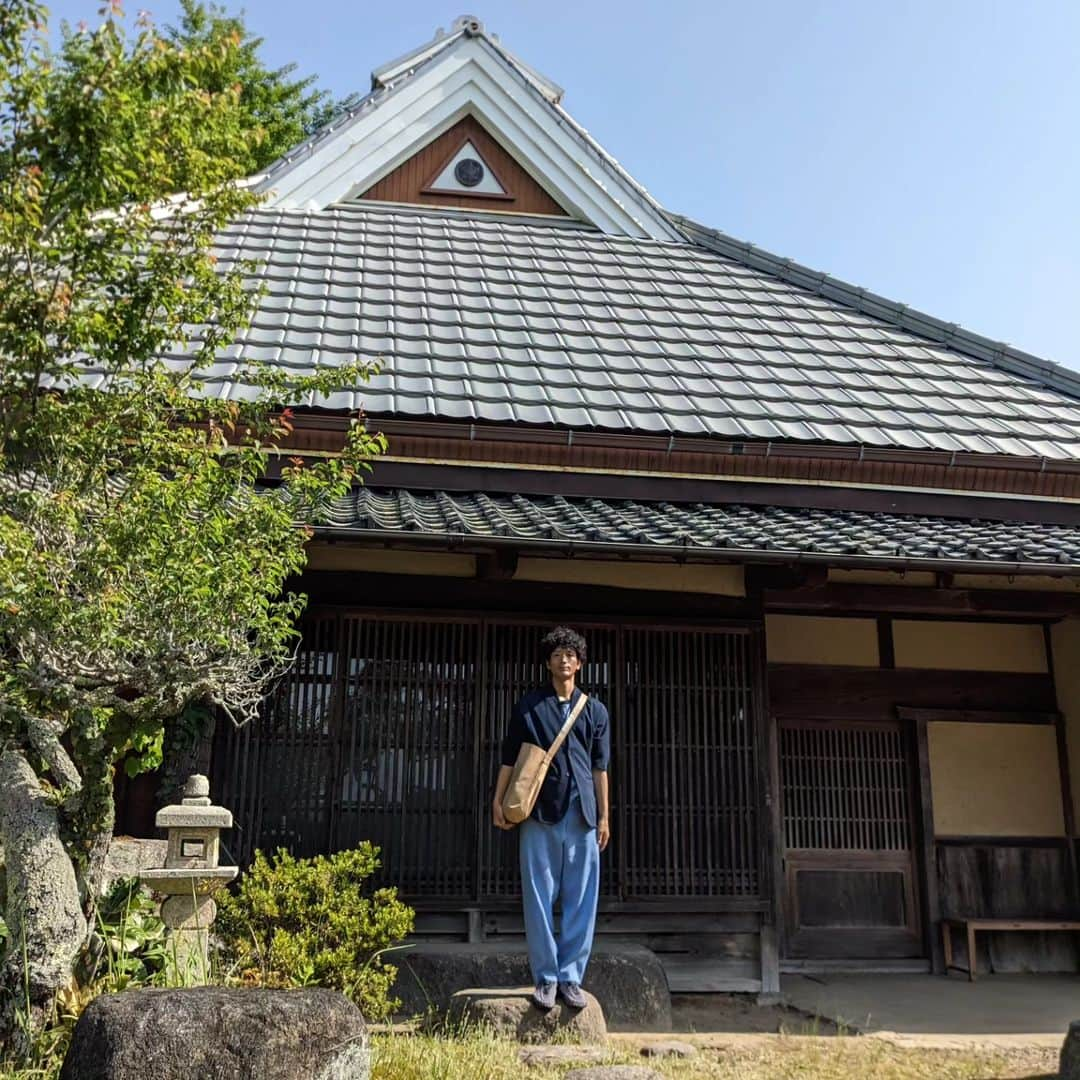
[72,756,117,912]
[0,750,88,1052]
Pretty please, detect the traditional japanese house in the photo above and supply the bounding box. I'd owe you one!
[189,16,1080,992]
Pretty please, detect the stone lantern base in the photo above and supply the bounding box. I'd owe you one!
[160,893,218,982]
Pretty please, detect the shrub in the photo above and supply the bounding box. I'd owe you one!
[214,844,414,1020]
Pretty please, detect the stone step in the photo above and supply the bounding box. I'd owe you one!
[392,942,672,1031]
[445,986,606,1044]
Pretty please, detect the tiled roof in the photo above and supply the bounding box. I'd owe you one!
[315,488,1080,571]
[179,203,1080,459]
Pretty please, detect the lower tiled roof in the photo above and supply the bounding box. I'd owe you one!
[315,488,1080,571]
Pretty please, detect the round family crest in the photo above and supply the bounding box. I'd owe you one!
[454,158,485,187]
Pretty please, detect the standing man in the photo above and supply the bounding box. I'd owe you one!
[492,626,611,1011]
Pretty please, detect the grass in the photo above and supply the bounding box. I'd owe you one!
[0,1026,1060,1080]
[364,1022,1060,1080]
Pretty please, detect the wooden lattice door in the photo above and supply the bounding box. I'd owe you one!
[778,720,923,959]
[214,611,765,910]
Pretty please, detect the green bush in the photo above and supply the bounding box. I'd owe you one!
[214,844,414,1020]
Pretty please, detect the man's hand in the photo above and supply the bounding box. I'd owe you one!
[492,799,514,830]
[597,817,610,852]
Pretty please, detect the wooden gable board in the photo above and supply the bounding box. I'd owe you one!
[359,114,569,216]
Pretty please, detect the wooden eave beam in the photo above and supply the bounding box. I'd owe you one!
[764,583,1080,618]
[278,412,1080,502]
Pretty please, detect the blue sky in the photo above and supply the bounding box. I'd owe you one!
[46,1,1080,371]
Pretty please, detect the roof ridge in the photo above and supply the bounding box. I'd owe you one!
[670,212,1080,402]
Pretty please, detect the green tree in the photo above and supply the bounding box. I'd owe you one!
[165,0,360,174]
[0,1,382,1050]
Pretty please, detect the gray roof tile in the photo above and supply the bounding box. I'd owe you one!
[314,488,1080,570]
[175,204,1080,459]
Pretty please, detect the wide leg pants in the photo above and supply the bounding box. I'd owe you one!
[518,789,601,985]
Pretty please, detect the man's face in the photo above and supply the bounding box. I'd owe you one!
[547,646,582,681]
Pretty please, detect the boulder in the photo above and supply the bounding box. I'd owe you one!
[519,1045,611,1067]
[60,987,369,1080]
[1062,1020,1080,1080]
[639,1039,698,1058]
[393,942,671,1031]
[442,986,607,1044]
[564,1069,664,1080]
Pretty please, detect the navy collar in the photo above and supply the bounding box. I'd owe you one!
[544,683,582,705]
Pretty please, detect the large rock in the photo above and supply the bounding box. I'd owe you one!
[442,986,607,1044]
[60,987,369,1080]
[393,942,671,1031]
[1062,1020,1080,1080]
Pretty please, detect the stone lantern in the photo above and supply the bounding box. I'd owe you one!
[140,774,238,982]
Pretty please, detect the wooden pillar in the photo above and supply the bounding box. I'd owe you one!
[467,908,485,943]
[759,922,780,997]
[753,614,782,997]
[914,715,944,973]
[1045,624,1080,913]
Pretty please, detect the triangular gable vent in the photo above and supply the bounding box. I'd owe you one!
[425,140,507,196]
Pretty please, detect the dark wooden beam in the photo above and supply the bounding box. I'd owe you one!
[877,617,896,669]
[297,570,753,622]
[746,564,828,594]
[935,835,1072,848]
[769,665,1057,719]
[766,583,1080,617]
[896,707,1059,726]
[476,549,518,581]
[279,413,1080,504]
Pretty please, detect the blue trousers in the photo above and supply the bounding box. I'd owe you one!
[519,788,600,985]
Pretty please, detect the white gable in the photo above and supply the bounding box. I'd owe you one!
[255,19,680,240]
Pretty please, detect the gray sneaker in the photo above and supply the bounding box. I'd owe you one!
[532,981,557,1010]
[557,981,587,1008]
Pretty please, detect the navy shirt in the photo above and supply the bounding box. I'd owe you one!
[501,684,610,828]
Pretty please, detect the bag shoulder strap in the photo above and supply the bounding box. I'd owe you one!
[544,692,589,765]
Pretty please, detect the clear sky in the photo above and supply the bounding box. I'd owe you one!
[45,0,1080,371]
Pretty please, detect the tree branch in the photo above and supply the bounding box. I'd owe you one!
[25,713,83,797]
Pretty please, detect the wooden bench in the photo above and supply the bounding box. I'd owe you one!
[942,918,1080,981]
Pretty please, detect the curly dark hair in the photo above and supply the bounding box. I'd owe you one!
[540,625,587,664]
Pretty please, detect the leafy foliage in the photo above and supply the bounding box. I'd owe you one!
[0,0,383,791]
[215,846,415,1020]
[0,0,384,1042]
[163,1,361,174]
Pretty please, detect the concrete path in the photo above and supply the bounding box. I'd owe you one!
[782,972,1077,1047]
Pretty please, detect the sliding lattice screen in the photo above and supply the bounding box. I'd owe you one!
[213,612,764,904]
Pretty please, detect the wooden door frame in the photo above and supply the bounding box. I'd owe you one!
[772,713,926,963]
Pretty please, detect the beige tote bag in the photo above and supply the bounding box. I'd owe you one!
[501,693,589,825]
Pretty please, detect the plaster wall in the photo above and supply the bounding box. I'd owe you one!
[513,558,745,596]
[764,615,879,666]
[306,544,477,576]
[892,620,1047,672]
[927,721,1064,837]
[1050,618,1080,824]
